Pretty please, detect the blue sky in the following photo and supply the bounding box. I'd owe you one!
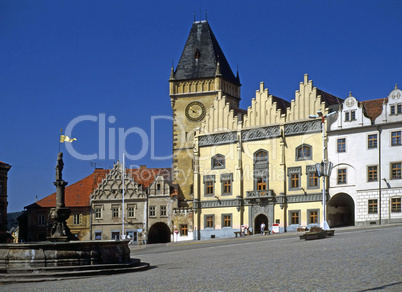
[1,0,401,212]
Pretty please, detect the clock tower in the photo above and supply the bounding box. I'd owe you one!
[169,20,241,203]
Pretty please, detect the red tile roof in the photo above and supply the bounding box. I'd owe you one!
[31,166,173,209]
[34,169,109,208]
[128,168,172,188]
[361,98,387,122]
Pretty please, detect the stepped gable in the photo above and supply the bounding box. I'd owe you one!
[361,98,387,122]
[201,93,243,133]
[288,74,343,121]
[174,20,239,85]
[33,169,109,208]
[243,82,288,128]
[271,95,291,115]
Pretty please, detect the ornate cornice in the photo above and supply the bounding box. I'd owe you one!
[284,120,321,136]
[198,132,237,147]
[242,126,280,141]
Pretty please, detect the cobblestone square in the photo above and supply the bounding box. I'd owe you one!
[2,226,401,292]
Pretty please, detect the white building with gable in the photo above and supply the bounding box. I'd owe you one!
[327,86,402,226]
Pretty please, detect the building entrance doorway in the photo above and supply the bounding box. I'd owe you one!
[328,193,355,227]
[254,214,268,234]
[147,222,171,244]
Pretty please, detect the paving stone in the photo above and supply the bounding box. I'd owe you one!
[1,226,401,291]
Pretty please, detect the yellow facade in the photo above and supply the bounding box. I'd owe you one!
[66,209,91,240]
[191,77,339,239]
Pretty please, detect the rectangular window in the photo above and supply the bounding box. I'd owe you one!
[309,211,318,224]
[338,169,347,184]
[128,206,135,218]
[38,215,45,226]
[206,181,214,195]
[391,162,401,179]
[368,199,378,214]
[222,179,231,194]
[111,231,120,240]
[345,112,350,121]
[205,215,214,228]
[112,206,119,218]
[180,224,188,236]
[398,104,402,114]
[257,177,267,190]
[337,138,346,153]
[73,214,81,225]
[149,206,156,217]
[291,173,300,189]
[308,172,318,188]
[290,212,299,225]
[391,198,401,213]
[368,134,377,149]
[95,207,102,219]
[95,231,102,240]
[390,105,395,115]
[160,205,167,217]
[391,131,401,146]
[367,166,378,182]
[351,110,356,120]
[223,215,231,227]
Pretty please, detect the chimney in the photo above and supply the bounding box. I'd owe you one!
[140,165,146,169]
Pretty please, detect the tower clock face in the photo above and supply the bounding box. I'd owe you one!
[185,101,206,121]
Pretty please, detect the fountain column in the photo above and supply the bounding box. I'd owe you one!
[47,152,75,242]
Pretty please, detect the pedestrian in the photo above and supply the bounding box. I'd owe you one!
[261,222,265,235]
[241,225,245,238]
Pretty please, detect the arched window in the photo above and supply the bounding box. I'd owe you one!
[253,150,269,191]
[212,154,225,169]
[255,150,268,164]
[296,144,312,160]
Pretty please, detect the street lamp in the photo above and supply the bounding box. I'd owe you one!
[309,111,335,230]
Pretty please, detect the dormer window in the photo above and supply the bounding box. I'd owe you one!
[391,104,402,115]
[390,105,395,115]
[351,110,356,120]
[212,154,225,169]
[195,49,200,60]
[345,110,356,121]
[296,144,312,160]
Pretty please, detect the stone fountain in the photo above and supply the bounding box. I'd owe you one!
[0,152,149,283]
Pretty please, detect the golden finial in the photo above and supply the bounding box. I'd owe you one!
[349,91,352,97]
[395,83,398,89]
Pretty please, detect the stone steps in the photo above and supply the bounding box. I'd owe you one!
[0,260,150,283]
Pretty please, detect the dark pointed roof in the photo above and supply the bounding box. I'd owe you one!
[174,21,239,85]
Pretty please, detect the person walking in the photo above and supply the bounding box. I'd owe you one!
[261,222,266,235]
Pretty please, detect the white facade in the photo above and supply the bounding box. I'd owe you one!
[328,87,402,226]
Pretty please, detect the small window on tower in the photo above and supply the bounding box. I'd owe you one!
[195,49,200,60]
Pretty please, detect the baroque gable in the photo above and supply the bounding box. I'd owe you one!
[91,163,144,200]
[330,93,372,130]
[375,85,402,124]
